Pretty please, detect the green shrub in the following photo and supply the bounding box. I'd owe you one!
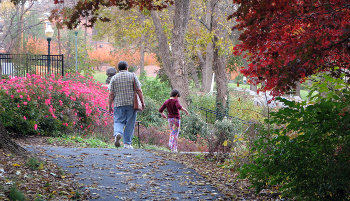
[212,118,244,153]
[181,112,209,141]
[240,93,350,200]
[137,96,164,128]
[139,76,171,104]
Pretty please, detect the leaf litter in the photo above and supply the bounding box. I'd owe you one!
[1,136,280,200]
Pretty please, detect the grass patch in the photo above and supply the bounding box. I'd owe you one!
[48,135,114,148]
[92,71,107,84]
[48,134,171,152]
[228,83,250,90]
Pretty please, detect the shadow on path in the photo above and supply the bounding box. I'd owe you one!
[26,146,224,200]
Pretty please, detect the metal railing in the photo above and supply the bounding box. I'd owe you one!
[0,53,64,77]
[198,106,256,135]
[198,106,254,125]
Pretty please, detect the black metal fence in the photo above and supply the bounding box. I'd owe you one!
[198,106,255,135]
[0,53,64,77]
[198,106,254,124]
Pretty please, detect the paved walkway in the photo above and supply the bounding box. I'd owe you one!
[26,146,224,201]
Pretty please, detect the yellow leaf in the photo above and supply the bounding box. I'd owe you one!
[238,138,244,141]
[223,140,228,147]
[12,163,21,167]
[61,175,66,179]
[234,135,238,138]
[38,163,44,170]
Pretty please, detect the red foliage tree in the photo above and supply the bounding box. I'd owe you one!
[230,0,350,94]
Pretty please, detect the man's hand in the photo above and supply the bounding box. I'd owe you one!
[161,113,167,119]
[108,93,115,114]
[108,107,113,114]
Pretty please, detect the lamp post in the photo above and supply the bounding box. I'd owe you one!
[45,22,54,74]
[74,27,78,72]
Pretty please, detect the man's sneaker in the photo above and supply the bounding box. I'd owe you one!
[123,144,134,149]
[114,134,122,147]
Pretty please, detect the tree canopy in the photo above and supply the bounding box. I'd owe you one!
[50,0,173,29]
[230,0,350,94]
[48,0,350,96]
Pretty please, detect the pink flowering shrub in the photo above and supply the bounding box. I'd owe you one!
[0,73,112,136]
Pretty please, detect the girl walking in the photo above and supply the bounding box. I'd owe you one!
[159,89,189,152]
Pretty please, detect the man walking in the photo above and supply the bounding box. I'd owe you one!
[108,61,145,149]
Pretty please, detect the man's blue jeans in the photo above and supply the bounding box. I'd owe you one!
[113,105,137,145]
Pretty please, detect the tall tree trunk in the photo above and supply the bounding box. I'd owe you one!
[139,38,145,74]
[294,81,301,97]
[213,36,229,113]
[196,48,205,89]
[201,0,215,93]
[202,42,214,93]
[170,0,191,106]
[187,60,200,89]
[0,122,28,157]
[151,0,191,107]
[209,0,229,114]
[151,11,172,76]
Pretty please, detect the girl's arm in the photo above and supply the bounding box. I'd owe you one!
[181,107,189,116]
[160,112,167,119]
[159,102,167,119]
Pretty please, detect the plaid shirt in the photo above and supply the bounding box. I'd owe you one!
[109,70,142,107]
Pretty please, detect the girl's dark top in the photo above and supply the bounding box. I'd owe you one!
[159,98,182,119]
